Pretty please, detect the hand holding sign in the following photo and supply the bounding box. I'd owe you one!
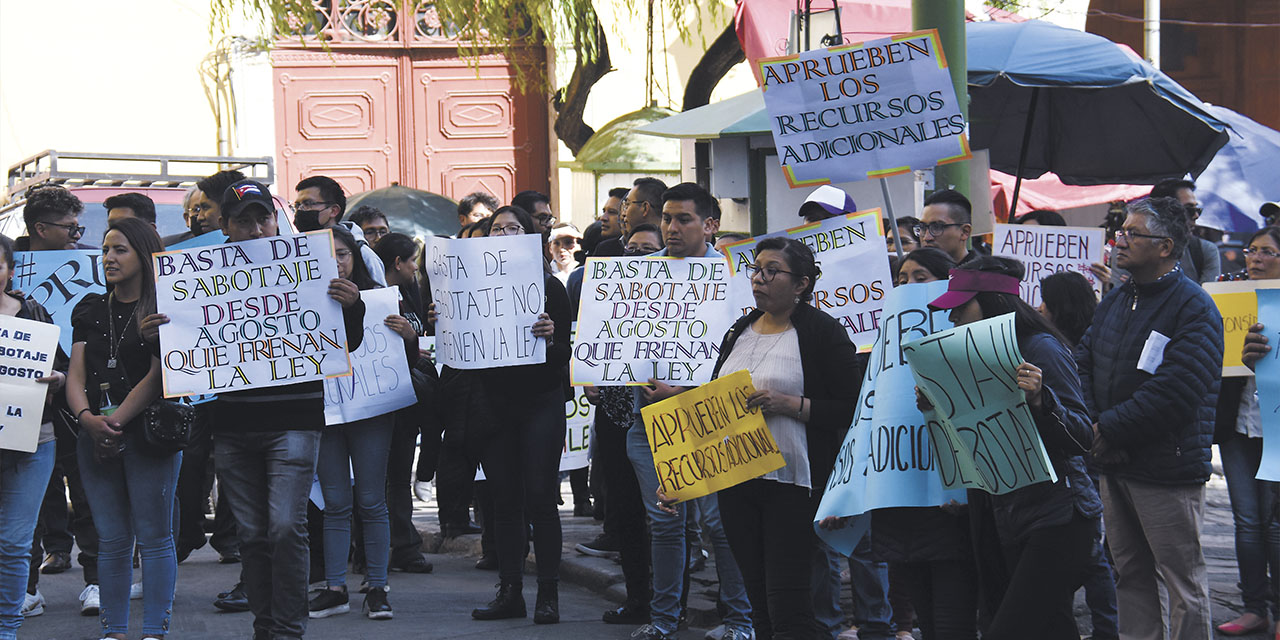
[0,316,61,452]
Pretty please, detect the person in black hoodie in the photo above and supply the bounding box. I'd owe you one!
[925,257,1103,640]
[149,180,366,640]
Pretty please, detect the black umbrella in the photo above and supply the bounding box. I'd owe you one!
[346,183,459,239]
[967,20,1230,211]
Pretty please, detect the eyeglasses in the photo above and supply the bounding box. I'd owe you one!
[624,199,649,209]
[335,249,354,260]
[536,213,557,226]
[40,221,85,236]
[744,264,796,282]
[290,201,333,213]
[363,228,389,240]
[490,224,525,235]
[913,222,963,237]
[1114,229,1170,243]
[625,244,659,255]
[1185,205,1203,217]
[187,203,214,214]
[1244,246,1280,259]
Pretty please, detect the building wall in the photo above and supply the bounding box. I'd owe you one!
[1086,0,1279,130]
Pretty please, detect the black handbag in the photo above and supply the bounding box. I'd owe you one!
[140,399,194,455]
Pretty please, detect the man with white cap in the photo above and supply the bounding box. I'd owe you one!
[799,185,858,223]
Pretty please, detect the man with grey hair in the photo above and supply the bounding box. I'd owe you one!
[1075,196,1224,640]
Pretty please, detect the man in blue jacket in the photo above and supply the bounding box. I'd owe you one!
[1075,196,1224,640]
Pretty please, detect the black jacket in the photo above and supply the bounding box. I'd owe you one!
[1075,266,1224,484]
[709,303,862,494]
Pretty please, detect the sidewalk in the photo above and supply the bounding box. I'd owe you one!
[410,473,1257,638]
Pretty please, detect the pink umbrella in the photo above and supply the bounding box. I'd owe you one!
[734,0,1023,86]
[989,170,1148,222]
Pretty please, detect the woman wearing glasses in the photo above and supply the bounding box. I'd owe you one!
[711,237,861,638]
[462,205,572,624]
[1214,226,1280,637]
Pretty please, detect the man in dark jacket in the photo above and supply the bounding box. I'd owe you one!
[1075,196,1223,640]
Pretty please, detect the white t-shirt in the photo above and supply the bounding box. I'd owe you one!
[720,325,811,489]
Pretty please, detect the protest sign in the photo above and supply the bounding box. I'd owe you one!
[0,316,60,452]
[154,229,351,397]
[13,250,105,354]
[992,224,1104,308]
[323,287,416,426]
[814,281,966,555]
[1255,289,1280,482]
[562,385,593,471]
[902,312,1057,495]
[639,370,785,502]
[573,256,736,386]
[426,234,546,370]
[759,29,971,188]
[724,210,891,352]
[1204,281,1280,377]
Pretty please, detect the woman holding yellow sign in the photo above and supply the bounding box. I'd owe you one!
[710,237,860,639]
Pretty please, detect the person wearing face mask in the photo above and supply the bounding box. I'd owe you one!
[291,176,387,287]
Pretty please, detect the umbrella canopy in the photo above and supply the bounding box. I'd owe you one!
[990,170,1148,220]
[968,20,1229,187]
[1193,104,1280,233]
[346,183,459,239]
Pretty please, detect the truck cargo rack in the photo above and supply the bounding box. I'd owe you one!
[7,150,274,197]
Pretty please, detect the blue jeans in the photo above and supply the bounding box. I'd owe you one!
[848,533,893,640]
[317,415,393,588]
[812,542,844,639]
[0,440,55,640]
[626,420,752,634]
[215,430,321,640]
[1221,435,1280,618]
[77,432,181,637]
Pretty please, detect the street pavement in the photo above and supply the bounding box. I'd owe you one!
[16,472,1266,639]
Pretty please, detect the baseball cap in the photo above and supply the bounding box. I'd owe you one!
[1261,201,1279,224]
[220,179,275,220]
[798,185,857,218]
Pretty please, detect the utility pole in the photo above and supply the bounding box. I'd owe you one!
[913,0,970,197]
[1144,0,1161,68]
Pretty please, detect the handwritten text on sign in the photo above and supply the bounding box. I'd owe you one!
[562,385,593,471]
[759,29,971,187]
[1254,289,1280,482]
[814,281,967,555]
[726,210,891,351]
[154,230,351,397]
[13,250,105,354]
[0,316,60,452]
[324,287,416,425]
[992,224,1104,308]
[640,370,785,502]
[1203,281,1280,377]
[574,257,735,385]
[427,234,546,369]
[903,312,1057,495]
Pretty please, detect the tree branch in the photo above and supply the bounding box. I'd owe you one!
[554,18,613,156]
[682,22,744,111]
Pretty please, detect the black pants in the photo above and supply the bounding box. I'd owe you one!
[175,404,239,556]
[984,514,1097,640]
[435,432,477,529]
[570,467,590,506]
[894,556,978,640]
[595,414,650,602]
[480,387,564,587]
[719,479,820,640]
[387,414,423,564]
[31,431,98,590]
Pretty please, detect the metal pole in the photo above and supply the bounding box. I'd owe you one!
[881,178,906,261]
[913,0,969,197]
[1144,0,1161,69]
[1009,87,1041,218]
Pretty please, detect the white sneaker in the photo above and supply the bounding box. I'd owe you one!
[20,590,45,617]
[79,583,100,616]
[413,480,432,502]
[130,581,144,600]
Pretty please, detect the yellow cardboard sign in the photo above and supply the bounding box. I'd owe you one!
[1204,281,1280,377]
[640,369,786,502]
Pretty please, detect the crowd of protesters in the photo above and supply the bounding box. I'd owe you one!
[0,168,1275,640]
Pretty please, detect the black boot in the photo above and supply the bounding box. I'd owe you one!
[533,581,559,624]
[471,582,525,620]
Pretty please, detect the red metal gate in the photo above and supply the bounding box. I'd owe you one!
[272,2,550,202]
